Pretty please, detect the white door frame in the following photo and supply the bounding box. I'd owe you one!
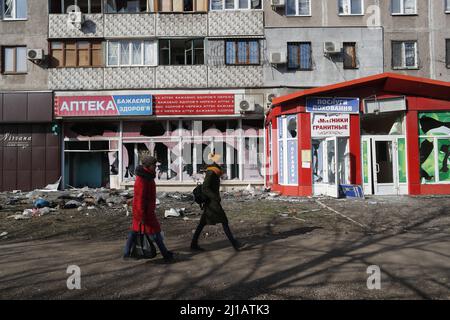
[371,136,399,195]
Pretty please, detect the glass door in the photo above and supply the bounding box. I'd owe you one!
[371,138,398,195]
[325,137,339,198]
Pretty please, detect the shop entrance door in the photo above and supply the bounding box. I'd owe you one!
[362,137,399,195]
[372,138,398,195]
[313,137,349,198]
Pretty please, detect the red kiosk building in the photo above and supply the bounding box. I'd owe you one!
[265,73,450,197]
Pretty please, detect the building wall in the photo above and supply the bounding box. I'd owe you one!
[264,27,384,87]
[0,0,48,90]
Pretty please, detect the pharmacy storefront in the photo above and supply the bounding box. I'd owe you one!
[266,73,450,197]
[55,91,265,189]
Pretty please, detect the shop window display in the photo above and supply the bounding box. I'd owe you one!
[419,112,450,184]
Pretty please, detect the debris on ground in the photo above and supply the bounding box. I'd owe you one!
[0,231,8,237]
[164,208,186,218]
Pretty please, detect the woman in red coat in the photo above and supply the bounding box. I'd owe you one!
[123,155,173,262]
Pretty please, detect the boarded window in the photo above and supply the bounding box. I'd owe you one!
[343,42,357,69]
[50,40,103,67]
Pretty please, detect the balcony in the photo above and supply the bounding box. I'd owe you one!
[104,13,156,38]
[208,66,263,88]
[48,14,104,38]
[156,13,207,37]
[104,67,155,89]
[156,65,208,88]
[208,10,264,37]
[49,68,104,90]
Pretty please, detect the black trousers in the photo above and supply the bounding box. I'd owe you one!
[192,221,238,247]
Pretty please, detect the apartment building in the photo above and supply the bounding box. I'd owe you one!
[0,0,448,192]
[46,0,267,190]
[0,0,59,192]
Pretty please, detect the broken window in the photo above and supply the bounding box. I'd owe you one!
[49,0,102,13]
[2,0,27,19]
[105,0,147,13]
[392,41,417,69]
[338,0,363,15]
[343,42,357,69]
[158,39,204,65]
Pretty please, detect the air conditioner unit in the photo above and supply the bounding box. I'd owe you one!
[324,42,342,54]
[27,49,44,61]
[238,96,256,113]
[271,0,285,7]
[68,11,84,29]
[269,52,287,64]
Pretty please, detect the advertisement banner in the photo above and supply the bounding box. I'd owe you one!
[306,97,360,114]
[55,95,152,117]
[153,94,235,115]
[311,114,350,137]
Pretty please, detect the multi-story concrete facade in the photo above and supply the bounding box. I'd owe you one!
[0,0,449,191]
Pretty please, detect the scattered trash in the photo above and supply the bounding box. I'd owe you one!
[77,207,83,212]
[87,206,95,210]
[39,207,51,215]
[22,209,34,217]
[156,198,161,206]
[64,200,83,209]
[34,198,50,209]
[12,214,32,220]
[77,193,84,199]
[0,232,8,237]
[39,177,62,192]
[164,208,186,218]
[279,213,289,218]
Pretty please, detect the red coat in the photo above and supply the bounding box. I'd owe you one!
[131,166,161,235]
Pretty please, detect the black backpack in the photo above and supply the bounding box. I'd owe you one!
[130,222,157,260]
[193,183,207,209]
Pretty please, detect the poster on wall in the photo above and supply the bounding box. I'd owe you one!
[55,95,153,117]
[311,114,350,137]
[419,112,450,183]
[287,140,298,184]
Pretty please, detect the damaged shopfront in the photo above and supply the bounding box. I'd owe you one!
[266,73,450,197]
[55,91,265,190]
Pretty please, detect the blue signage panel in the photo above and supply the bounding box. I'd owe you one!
[306,97,360,114]
[112,95,153,116]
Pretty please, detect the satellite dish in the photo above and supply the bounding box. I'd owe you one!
[268,93,276,103]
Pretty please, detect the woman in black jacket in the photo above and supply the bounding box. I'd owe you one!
[190,153,245,252]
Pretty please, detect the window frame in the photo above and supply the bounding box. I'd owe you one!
[104,0,148,13]
[225,39,260,66]
[1,45,27,74]
[391,0,418,16]
[50,40,104,68]
[446,39,450,69]
[287,42,312,71]
[338,0,364,16]
[209,0,263,11]
[285,0,311,16]
[391,40,419,70]
[106,39,158,67]
[446,0,450,13]
[343,42,358,69]
[157,0,208,12]
[2,0,28,20]
[49,0,103,14]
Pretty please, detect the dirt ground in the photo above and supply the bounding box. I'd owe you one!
[0,192,449,300]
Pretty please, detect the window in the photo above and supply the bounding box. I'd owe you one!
[287,42,312,70]
[2,46,27,73]
[49,0,102,14]
[446,0,450,13]
[286,0,311,16]
[391,0,417,15]
[277,115,298,185]
[158,39,204,65]
[50,40,103,67]
[2,0,27,19]
[338,0,363,15]
[157,0,208,12]
[343,42,357,69]
[446,39,450,69]
[105,0,147,13]
[210,0,262,10]
[225,40,259,65]
[392,41,418,69]
[107,40,157,66]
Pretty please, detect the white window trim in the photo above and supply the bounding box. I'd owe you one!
[338,0,364,16]
[278,116,298,186]
[393,41,419,70]
[210,0,263,11]
[286,0,312,17]
[2,0,28,20]
[391,0,418,15]
[106,40,157,67]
